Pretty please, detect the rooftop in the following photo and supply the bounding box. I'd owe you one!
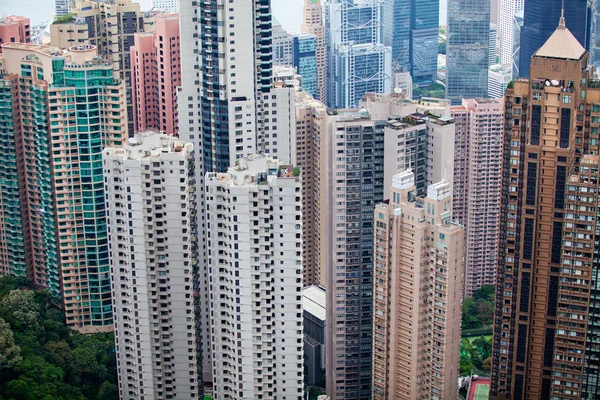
[534,14,586,60]
[302,285,326,321]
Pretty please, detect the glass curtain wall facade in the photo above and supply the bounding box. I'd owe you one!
[446,0,490,105]
[293,33,318,98]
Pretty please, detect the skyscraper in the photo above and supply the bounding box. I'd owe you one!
[498,0,524,68]
[383,0,439,85]
[323,107,385,400]
[104,132,199,399]
[292,33,318,98]
[178,0,298,390]
[446,0,490,105]
[302,0,328,105]
[130,12,181,135]
[0,43,126,332]
[451,98,503,297]
[372,171,464,400]
[518,0,590,78]
[205,155,303,400]
[328,0,391,108]
[273,18,293,66]
[50,0,151,135]
[491,16,600,399]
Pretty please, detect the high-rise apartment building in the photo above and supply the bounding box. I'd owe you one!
[55,0,74,16]
[104,132,199,399]
[130,12,180,135]
[323,108,385,400]
[178,0,299,389]
[151,0,179,12]
[0,43,126,332]
[0,16,30,51]
[50,0,151,135]
[383,0,439,85]
[450,98,503,297]
[372,171,463,400]
[292,33,318,98]
[498,0,524,69]
[205,155,303,400]
[327,0,391,108]
[446,0,490,105]
[295,90,327,287]
[491,17,600,399]
[301,0,328,105]
[518,0,590,78]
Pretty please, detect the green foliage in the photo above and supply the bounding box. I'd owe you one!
[293,167,300,177]
[438,40,446,55]
[0,276,118,400]
[460,336,493,377]
[53,13,75,24]
[413,82,446,100]
[462,285,495,331]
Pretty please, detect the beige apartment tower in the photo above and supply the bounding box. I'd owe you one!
[301,0,327,105]
[372,171,464,400]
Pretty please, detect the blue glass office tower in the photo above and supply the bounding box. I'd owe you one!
[519,0,590,78]
[328,0,391,108]
[293,33,318,98]
[383,0,439,85]
[446,0,490,105]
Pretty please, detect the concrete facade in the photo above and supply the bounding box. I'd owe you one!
[104,132,199,399]
[205,155,304,400]
[451,98,503,297]
[0,16,30,51]
[372,171,464,400]
[131,12,180,136]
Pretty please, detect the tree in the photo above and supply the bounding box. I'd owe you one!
[438,41,446,55]
[0,289,40,330]
[0,317,21,369]
[97,381,119,400]
[483,356,492,372]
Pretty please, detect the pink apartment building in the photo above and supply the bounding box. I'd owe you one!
[130,13,180,136]
[451,98,504,297]
[0,16,30,51]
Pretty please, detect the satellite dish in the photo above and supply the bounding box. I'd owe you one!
[551,80,560,86]
[394,87,402,94]
[545,80,551,86]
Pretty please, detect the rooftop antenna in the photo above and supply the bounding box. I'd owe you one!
[559,0,566,29]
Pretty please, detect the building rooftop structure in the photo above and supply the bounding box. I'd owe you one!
[534,12,586,60]
[105,131,191,159]
[302,285,326,321]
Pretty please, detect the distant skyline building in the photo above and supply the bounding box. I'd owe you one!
[105,133,199,399]
[50,0,152,135]
[292,33,317,98]
[273,18,293,66]
[372,171,464,400]
[205,155,304,400]
[301,0,327,104]
[54,0,74,16]
[518,0,590,78]
[0,16,31,50]
[302,285,326,388]
[151,0,179,12]
[451,98,503,297]
[489,23,497,65]
[0,43,126,332]
[131,12,181,135]
[487,63,512,98]
[498,0,524,68]
[446,0,490,105]
[383,0,439,85]
[327,0,391,108]
[512,10,524,77]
